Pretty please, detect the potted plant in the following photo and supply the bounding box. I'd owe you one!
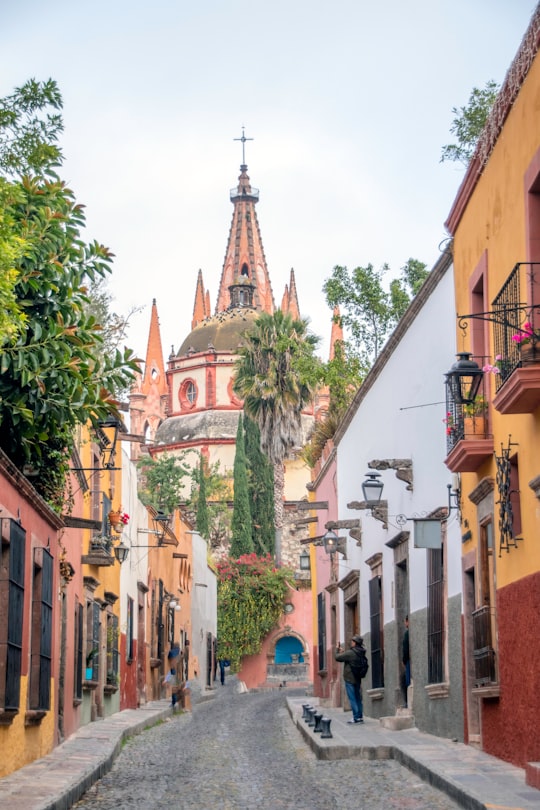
[463,394,488,436]
[86,648,98,680]
[512,321,540,363]
[108,509,130,532]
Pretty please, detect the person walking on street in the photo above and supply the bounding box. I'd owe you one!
[335,635,368,724]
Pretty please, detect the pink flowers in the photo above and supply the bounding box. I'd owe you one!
[483,355,501,375]
[512,322,538,345]
[120,512,130,525]
[443,412,454,435]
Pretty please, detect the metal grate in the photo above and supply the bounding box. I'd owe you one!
[369,576,384,688]
[472,605,497,685]
[427,548,444,684]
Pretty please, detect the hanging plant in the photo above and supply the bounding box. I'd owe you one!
[217,553,294,671]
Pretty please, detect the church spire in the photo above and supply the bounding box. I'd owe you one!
[192,269,211,329]
[215,131,275,315]
[281,268,301,320]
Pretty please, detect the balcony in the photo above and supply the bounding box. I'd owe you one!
[81,535,115,567]
[490,263,540,414]
[444,372,494,473]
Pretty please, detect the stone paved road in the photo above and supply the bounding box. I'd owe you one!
[74,682,462,810]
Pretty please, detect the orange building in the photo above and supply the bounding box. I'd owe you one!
[444,6,540,783]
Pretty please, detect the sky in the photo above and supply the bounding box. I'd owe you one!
[2,0,538,362]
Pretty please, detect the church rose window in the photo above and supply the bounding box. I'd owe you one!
[179,379,198,410]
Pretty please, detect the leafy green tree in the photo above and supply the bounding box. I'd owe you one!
[244,415,274,555]
[137,453,192,515]
[0,180,26,345]
[0,79,138,507]
[233,310,321,561]
[323,263,394,369]
[230,415,254,558]
[195,454,210,539]
[389,258,429,321]
[186,459,233,551]
[440,80,500,165]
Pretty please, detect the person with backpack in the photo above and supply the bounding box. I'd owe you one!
[335,634,369,724]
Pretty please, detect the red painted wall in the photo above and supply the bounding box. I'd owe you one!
[481,571,540,767]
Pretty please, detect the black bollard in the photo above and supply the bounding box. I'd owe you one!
[320,716,333,738]
[301,703,311,721]
[307,706,317,727]
[313,711,323,732]
[304,706,314,723]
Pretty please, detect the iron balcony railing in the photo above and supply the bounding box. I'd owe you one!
[445,362,490,455]
[472,605,497,686]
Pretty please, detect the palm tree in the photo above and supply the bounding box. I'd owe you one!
[233,310,320,562]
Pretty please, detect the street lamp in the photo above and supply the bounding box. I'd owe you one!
[361,472,384,507]
[114,541,129,563]
[445,352,483,405]
[322,530,339,556]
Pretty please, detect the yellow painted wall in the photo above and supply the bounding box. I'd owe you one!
[0,678,56,778]
[451,54,540,587]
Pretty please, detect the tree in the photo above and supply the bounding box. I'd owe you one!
[244,415,274,556]
[137,453,192,515]
[186,459,233,552]
[0,79,138,508]
[230,415,254,558]
[323,263,394,370]
[440,80,500,165]
[233,310,321,562]
[323,259,428,368]
[195,454,210,539]
[389,258,429,321]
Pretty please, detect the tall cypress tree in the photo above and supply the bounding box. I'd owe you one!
[195,453,210,539]
[230,414,254,558]
[244,415,275,556]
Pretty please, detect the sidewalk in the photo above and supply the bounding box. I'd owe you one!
[286,696,540,810]
[0,699,180,810]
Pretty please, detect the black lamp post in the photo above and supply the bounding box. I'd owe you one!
[445,352,483,405]
[95,415,123,469]
[361,472,384,507]
[154,512,171,543]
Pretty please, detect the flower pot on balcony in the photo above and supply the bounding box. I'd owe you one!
[519,342,540,365]
[464,416,486,437]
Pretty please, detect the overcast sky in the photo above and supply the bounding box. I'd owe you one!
[2,1,537,360]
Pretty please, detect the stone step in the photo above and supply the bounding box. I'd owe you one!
[379,714,415,730]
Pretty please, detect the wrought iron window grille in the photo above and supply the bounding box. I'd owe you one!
[495,437,522,555]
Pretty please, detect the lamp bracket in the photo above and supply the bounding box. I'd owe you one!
[347,499,389,530]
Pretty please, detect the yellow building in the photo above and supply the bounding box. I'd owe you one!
[444,5,540,782]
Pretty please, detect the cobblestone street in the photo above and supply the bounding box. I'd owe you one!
[73,680,461,810]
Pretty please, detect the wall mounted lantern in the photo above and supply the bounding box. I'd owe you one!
[445,352,483,405]
[114,542,129,564]
[299,549,311,570]
[322,530,339,556]
[361,472,384,507]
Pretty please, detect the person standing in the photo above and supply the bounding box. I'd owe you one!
[402,615,411,708]
[335,635,367,724]
[162,665,180,708]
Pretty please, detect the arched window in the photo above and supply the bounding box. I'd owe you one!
[179,379,198,410]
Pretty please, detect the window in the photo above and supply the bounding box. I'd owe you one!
[427,547,444,684]
[369,576,384,688]
[29,547,53,710]
[106,614,119,685]
[87,601,100,680]
[74,602,83,699]
[473,520,498,685]
[179,379,198,410]
[317,592,326,671]
[0,519,25,711]
[126,596,134,662]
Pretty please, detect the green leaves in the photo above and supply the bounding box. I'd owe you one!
[440,80,500,165]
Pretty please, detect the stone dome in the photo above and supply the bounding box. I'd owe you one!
[177,307,260,356]
[154,410,240,446]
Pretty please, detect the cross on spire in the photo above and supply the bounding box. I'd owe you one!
[234,126,253,167]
